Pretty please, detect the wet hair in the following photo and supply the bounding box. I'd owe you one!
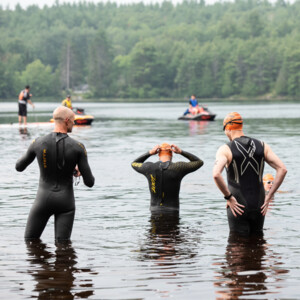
[25,85,30,89]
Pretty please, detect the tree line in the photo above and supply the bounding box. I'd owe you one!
[1,0,300,100]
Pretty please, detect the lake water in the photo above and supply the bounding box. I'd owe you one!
[0,101,299,299]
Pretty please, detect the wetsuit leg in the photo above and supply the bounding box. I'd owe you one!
[227,207,265,236]
[25,204,52,240]
[227,207,251,236]
[248,210,265,234]
[54,210,75,241]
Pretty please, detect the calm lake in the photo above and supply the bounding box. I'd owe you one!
[0,101,299,299]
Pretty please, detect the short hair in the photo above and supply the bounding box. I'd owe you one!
[53,106,74,122]
[25,85,30,89]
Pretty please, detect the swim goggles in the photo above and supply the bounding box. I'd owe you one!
[223,119,243,131]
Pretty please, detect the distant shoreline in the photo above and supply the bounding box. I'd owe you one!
[1,96,300,103]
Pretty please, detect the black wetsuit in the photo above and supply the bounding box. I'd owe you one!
[226,136,265,235]
[16,132,95,241]
[131,151,203,211]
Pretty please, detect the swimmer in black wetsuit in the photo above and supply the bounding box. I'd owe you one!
[213,112,287,235]
[16,106,95,241]
[131,143,203,211]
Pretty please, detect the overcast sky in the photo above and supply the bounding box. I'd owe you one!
[0,0,231,10]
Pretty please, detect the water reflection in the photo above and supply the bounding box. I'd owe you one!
[26,240,95,299]
[19,127,30,137]
[188,120,209,135]
[214,234,288,299]
[140,212,198,266]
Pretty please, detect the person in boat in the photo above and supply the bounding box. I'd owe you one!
[184,94,204,115]
[61,95,72,109]
[213,112,287,236]
[131,143,203,211]
[18,85,35,126]
[15,106,95,241]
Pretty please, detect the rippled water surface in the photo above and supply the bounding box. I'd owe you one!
[0,101,299,299]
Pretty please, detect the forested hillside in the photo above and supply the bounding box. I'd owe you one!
[1,0,300,99]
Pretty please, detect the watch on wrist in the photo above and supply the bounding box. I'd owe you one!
[224,193,233,200]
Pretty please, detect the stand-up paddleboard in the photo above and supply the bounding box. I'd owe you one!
[0,122,54,129]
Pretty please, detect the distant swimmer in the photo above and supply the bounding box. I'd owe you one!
[16,106,95,241]
[263,173,275,204]
[263,173,288,200]
[263,173,274,193]
[61,95,72,109]
[131,143,203,211]
[18,85,35,126]
[213,112,287,235]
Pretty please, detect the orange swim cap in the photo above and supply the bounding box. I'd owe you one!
[223,112,243,131]
[263,173,274,182]
[159,143,173,157]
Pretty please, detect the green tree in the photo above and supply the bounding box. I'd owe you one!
[286,48,300,96]
[126,40,166,97]
[17,59,58,96]
[248,11,265,38]
[275,61,288,95]
[87,29,113,97]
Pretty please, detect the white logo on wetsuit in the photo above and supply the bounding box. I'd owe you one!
[234,140,259,175]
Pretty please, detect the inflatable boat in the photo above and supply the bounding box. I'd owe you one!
[50,108,94,125]
[72,108,94,125]
[178,107,216,121]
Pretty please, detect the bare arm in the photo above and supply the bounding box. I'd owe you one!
[213,145,244,217]
[28,98,34,108]
[261,143,287,215]
[213,145,231,196]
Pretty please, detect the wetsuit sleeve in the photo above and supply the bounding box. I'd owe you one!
[15,141,36,172]
[176,150,204,175]
[77,144,95,187]
[131,152,152,175]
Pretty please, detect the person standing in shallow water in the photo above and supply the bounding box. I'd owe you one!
[131,143,203,211]
[16,106,95,241]
[213,112,287,236]
[18,85,35,126]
